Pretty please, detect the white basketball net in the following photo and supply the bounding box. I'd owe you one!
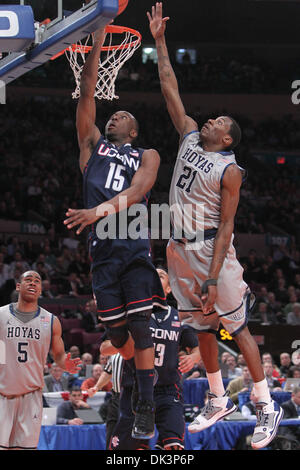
[65,27,141,100]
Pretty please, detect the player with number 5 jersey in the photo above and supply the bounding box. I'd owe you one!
[63,26,167,440]
[0,271,81,449]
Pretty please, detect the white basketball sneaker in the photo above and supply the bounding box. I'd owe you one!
[188,391,237,433]
[251,400,283,449]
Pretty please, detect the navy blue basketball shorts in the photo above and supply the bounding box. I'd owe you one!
[109,385,185,450]
[92,257,167,324]
[109,386,150,451]
[153,385,185,450]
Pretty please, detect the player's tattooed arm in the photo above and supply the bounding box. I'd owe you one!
[202,165,242,314]
[148,2,197,138]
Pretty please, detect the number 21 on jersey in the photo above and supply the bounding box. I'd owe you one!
[176,166,197,193]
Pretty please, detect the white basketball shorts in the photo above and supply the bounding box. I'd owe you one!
[0,389,43,449]
[167,236,254,336]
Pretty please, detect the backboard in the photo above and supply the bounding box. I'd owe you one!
[0,0,119,85]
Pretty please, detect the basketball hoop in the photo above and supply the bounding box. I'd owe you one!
[51,25,141,100]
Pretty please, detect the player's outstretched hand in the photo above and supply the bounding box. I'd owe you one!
[64,352,82,374]
[64,208,99,235]
[147,2,169,40]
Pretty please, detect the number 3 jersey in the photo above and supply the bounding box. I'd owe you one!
[169,130,241,236]
[0,304,53,395]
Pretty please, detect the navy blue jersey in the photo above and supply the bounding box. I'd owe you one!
[83,135,149,217]
[151,306,198,387]
[120,306,198,389]
[83,135,152,266]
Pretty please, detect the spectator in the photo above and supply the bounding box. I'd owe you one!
[267,292,283,323]
[23,238,39,264]
[43,363,70,392]
[81,364,112,392]
[261,353,281,377]
[244,249,261,283]
[32,253,53,277]
[8,251,31,277]
[220,351,231,364]
[56,387,91,425]
[279,352,292,378]
[255,302,276,325]
[99,354,109,368]
[41,279,57,298]
[256,286,269,304]
[274,278,289,305]
[0,259,10,288]
[241,387,259,420]
[277,387,300,445]
[81,299,102,332]
[226,366,253,405]
[286,303,300,325]
[78,352,93,378]
[287,366,300,379]
[237,354,247,368]
[256,263,273,285]
[63,272,83,297]
[225,355,243,380]
[283,293,299,317]
[263,362,282,391]
[69,345,81,359]
[68,251,89,277]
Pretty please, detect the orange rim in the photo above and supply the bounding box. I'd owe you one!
[51,25,142,60]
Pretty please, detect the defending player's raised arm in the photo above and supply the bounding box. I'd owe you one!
[64,149,161,234]
[76,28,107,173]
[147,3,197,138]
[50,316,82,373]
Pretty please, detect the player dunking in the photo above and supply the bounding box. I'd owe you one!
[148,3,283,449]
[0,271,81,450]
[63,27,167,439]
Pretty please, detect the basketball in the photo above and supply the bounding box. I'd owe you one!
[118,0,129,15]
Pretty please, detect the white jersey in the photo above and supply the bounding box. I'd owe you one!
[0,304,53,395]
[170,130,241,237]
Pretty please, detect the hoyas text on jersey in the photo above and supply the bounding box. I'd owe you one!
[181,147,214,173]
[6,326,40,340]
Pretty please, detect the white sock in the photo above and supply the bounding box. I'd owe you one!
[206,370,225,397]
[253,378,272,404]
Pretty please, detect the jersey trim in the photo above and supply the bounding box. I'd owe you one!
[181,130,199,143]
[220,162,236,188]
[9,303,41,321]
[49,313,54,352]
[218,301,243,318]
[230,293,252,337]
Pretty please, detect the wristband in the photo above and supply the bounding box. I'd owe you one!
[201,279,218,294]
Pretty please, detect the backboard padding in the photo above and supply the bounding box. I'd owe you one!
[0,0,119,84]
